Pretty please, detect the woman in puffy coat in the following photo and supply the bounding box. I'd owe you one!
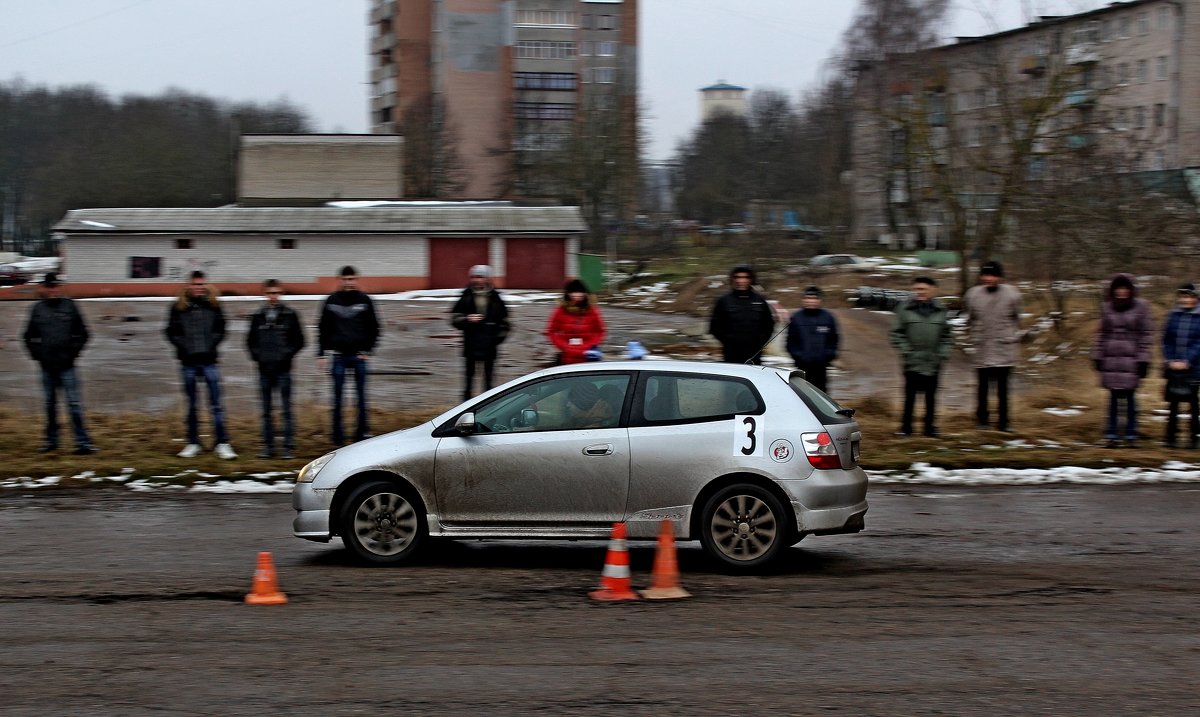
[545,279,606,364]
[1091,273,1154,445]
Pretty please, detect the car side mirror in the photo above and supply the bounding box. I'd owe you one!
[455,412,477,435]
[521,408,539,427]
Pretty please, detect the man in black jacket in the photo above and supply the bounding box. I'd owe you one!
[317,266,380,446]
[23,273,96,454]
[450,264,509,401]
[786,286,839,393]
[166,270,236,459]
[709,264,776,364]
[247,279,305,459]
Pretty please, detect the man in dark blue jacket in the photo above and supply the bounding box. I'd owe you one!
[248,279,305,459]
[1161,283,1200,448]
[23,273,96,454]
[785,286,839,393]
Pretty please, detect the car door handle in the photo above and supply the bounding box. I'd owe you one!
[583,444,614,456]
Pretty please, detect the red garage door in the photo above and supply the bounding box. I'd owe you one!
[428,237,489,289]
[505,237,565,289]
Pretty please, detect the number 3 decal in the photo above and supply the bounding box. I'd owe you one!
[734,415,764,457]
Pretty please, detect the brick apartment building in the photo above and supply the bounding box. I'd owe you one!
[851,0,1200,247]
[368,0,638,201]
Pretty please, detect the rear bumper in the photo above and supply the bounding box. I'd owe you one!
[792,500,868,536]
[783,466,869,536]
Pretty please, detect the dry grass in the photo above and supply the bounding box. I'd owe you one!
[0,403,448,482]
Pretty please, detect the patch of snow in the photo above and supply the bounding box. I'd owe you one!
[1043,407,1083,417]
[870,462,1200,486]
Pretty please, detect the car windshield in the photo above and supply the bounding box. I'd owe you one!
[786,372,854,425]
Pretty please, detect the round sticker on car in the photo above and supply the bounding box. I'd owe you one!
[769,439,793,463]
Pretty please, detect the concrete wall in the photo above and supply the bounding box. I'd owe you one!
[237,136,404,203]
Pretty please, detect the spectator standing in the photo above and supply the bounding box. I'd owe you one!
[166,270,235,459]
[890,276,953,437]
[23,273,96,455]
[963,261,1022,432]
[545,279,605,364]
[785,285,839,393]
[450,265,509,400]
[247,279,305,459]
[709,265,776,364]
[1091,273,1154,447]
[317,266,380,446]
[1160,283,1200,448]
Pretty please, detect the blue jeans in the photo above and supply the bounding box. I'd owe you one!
[41,367,91,449]
[258,370,294,451]
[182,364,229,445]
[331,354,369,444]
[1105,389,1137,440]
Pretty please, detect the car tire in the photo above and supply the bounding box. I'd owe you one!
[699,483,789,570]
[339,479,427,566]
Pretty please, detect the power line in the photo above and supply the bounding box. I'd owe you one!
[0,0,156,52]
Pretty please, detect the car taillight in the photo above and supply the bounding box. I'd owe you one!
[801,431,842,470]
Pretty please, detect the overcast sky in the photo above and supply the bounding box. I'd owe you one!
[1,0,1105,161]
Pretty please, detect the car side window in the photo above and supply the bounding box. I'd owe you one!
[639,374,763,425]
[473,374,630,433]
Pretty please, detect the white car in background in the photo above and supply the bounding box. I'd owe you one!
[808,254,878,273]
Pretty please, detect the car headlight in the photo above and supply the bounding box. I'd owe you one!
[297,452,335,484]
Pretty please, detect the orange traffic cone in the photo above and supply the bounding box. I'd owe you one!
[245,551,288,605]
[589,522,639,601]
[639,520,690,600]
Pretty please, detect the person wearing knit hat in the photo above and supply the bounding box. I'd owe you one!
[1092,273,1153,446]
[709,265,776,364]
[1160,282,1200,447]
[786,285,839,393]
[963,259,1022,432]
[545,278,606,364]
[451,264,509,400]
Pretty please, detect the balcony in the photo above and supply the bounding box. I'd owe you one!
[370,1,396,24]
[1020,54,1048,76]
[1065,45,1099,65]
[371,33,395,54]
[1066,89,1096,108]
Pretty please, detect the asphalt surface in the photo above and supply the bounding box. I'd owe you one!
[2,486,1198,715]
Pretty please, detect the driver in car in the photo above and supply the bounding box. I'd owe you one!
[565,382,617,429]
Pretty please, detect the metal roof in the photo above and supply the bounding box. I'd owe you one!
[701,82,746,92]
[54,206,587,235]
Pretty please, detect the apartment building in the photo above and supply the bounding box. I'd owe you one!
[851,0,1198,247]
[368,0,638,200]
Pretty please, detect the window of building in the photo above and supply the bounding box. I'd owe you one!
[378,19,391,37]
[1100,19,1112,42]
[580,14,593,30]
[1118,16,1130,39]
[176,238,193,250]
[596,41,617,56]
[1155,103,1166,127]
[1136,59,1148,83]
[379,106,392,125]
[968,126,982,147]
[1159,6,1172,31]
[514,132,571,152]
[1157,55,1168,81]
[580,40,593,56]
[515,72,578,91]
[515,41,577,60]
[973,88,986,108]
[1118,62,1130,84]
[279,238,296,250]
[597,14,616,30]
[986,87,999,106]
[1152,150,1165,170]
[514,10,576,27]
[514,102,575,120]
[378,48,392,67]
[593,67,616,84]
[1137,12,1149,35]
[1134,105,1146,129]
[129,257,161,279]
[1115,108,1128,131]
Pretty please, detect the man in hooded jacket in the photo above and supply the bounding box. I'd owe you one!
[450,264,510,400]
[166,270,235,459]
[1091,273,1153,445]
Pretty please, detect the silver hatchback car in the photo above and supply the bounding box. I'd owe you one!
[293,361,868,570]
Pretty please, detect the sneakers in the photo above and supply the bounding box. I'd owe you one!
[214,443,238,460]
[257,448,274,459]
[177,443,203,458]
[281,449,295,460]
[37,444,58,453]
[73,445,98,456]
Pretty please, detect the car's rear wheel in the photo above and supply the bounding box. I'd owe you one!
[339,480,427,566]
[699,483,788,569]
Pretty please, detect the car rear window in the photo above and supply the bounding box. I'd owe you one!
[787,372,854,425]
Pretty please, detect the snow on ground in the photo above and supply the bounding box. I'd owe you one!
[7,462,1200,493]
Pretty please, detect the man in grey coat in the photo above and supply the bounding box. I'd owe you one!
[963,261,1022,432]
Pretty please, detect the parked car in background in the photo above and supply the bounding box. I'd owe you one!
[809,254,877,273]
[294,361,868,570]
[0,264,31,285]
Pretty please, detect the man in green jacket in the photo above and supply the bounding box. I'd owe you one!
[890,276,954,437]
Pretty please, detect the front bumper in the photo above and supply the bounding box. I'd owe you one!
[293,482,334,541]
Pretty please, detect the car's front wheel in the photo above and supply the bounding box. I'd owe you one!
[339,480,427,566]
[699,483,788,569]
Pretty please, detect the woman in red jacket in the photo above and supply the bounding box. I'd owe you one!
[545,279,606,364]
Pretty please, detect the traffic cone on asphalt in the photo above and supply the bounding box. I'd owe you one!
[244,551,288,605]
[589,522,639,601]
[640,520,690,600]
